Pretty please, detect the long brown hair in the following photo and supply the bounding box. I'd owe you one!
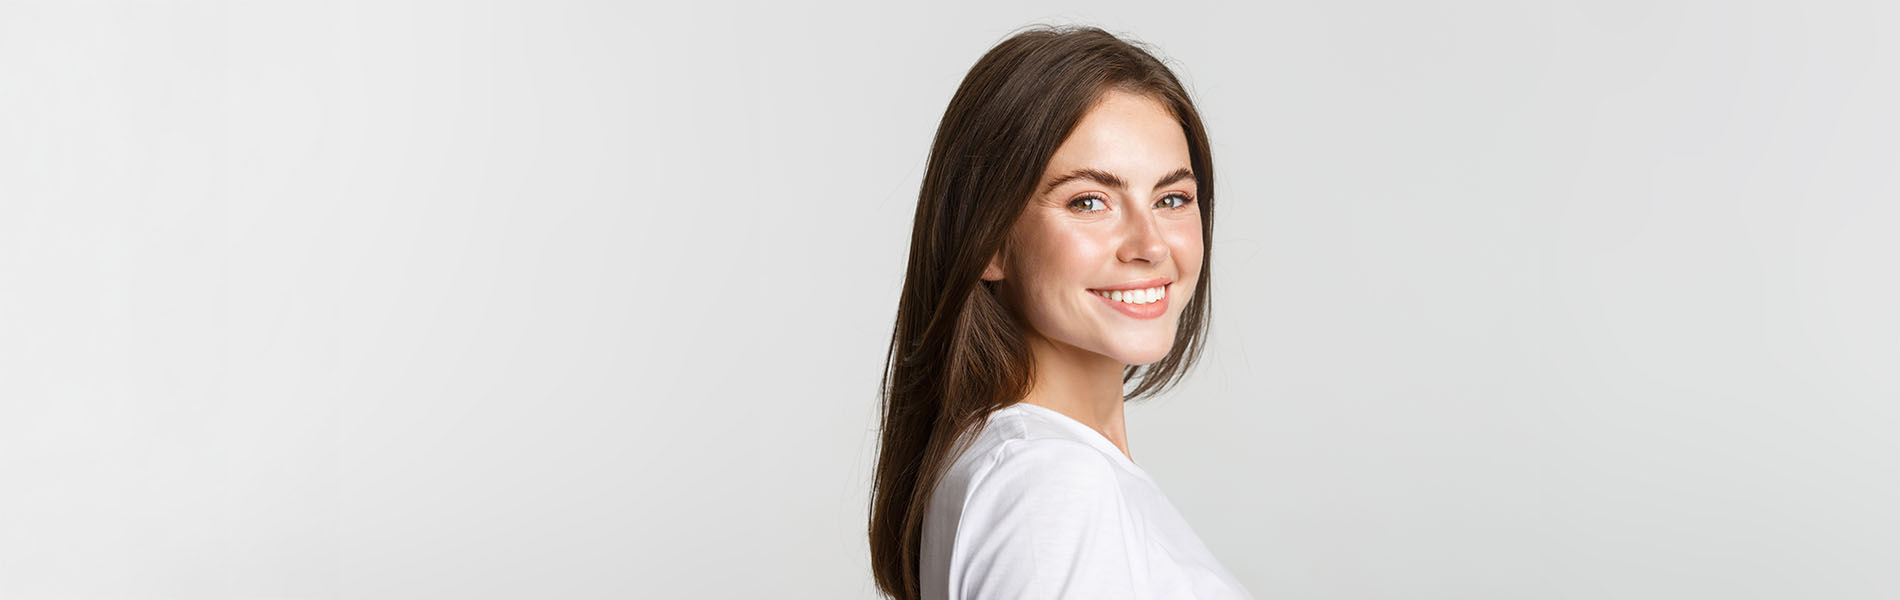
[868,25,1216,599]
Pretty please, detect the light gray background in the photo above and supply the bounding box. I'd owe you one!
[2,0,1895,598]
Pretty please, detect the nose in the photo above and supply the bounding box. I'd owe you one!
[1117,205,1170,265]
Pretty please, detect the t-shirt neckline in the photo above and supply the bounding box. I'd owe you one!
[1002,402,1153,482]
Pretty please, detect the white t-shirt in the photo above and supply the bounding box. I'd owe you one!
[920,402,1254,599]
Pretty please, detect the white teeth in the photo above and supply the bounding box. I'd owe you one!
[1092,285,1167,305]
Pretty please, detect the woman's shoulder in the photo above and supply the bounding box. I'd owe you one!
[972,402,1100,447]
[938,404,1129,502]
[921,406,1146,600]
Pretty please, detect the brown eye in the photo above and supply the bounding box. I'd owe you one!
[1069,196,1107,212]
[1156,193,1194,209]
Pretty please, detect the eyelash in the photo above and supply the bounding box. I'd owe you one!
[1069,193,1196,213]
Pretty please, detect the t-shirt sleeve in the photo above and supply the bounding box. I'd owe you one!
[950,438,1139,600]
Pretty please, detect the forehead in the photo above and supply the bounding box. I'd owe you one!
[1043,90,1190,180]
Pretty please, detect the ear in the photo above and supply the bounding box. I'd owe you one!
[980,250,1005,282]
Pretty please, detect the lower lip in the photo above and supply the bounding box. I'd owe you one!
[1088,284,1169,319]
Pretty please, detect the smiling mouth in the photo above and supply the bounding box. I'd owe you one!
[1087,284,1167,305]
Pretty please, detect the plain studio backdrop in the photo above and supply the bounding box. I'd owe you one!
[3,0,1896,598]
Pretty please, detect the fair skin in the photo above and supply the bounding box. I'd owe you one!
[981,89,1205,461]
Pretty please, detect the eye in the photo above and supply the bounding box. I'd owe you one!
[1156,193,1195,209]
[1068,195,1108,213]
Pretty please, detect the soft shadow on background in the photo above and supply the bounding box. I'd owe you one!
[2,1,1895,598]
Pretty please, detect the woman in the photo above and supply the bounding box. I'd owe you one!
[869,26,1253,599]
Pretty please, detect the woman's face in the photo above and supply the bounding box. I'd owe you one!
[984,90,1204,366]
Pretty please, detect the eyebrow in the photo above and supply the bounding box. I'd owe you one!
[1043,167,1195,194]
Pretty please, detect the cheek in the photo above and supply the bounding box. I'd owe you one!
[1015,223,1108,291]
[1168,220,1206,272]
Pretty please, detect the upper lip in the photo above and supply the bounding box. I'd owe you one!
[1088,277,1172,291]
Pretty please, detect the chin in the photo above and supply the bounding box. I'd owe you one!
[1106,344,1174,367]
[1090,324,1180,365]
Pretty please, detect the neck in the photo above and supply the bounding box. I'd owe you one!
[1018,334,1132,460]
